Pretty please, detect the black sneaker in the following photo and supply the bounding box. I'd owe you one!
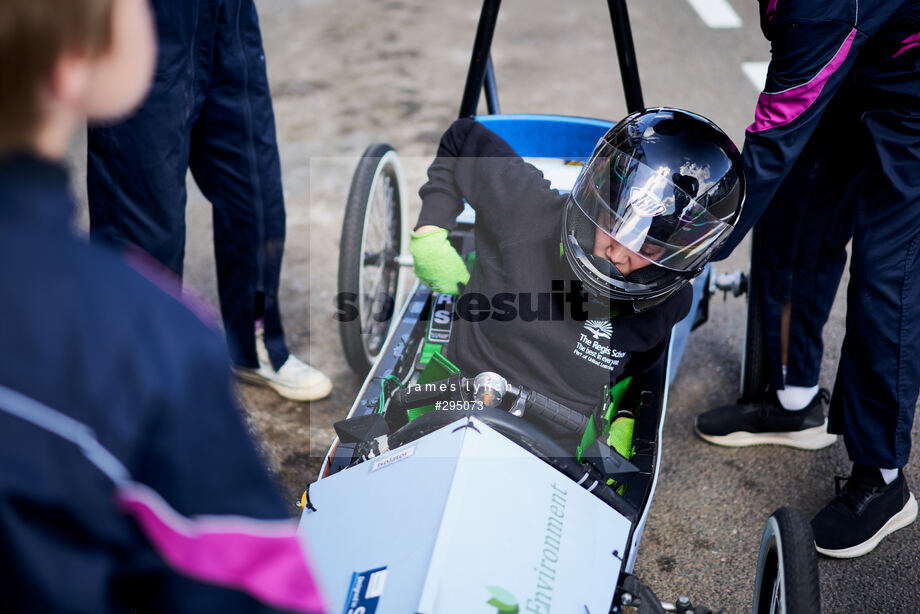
[694,389,836,450]
[812,466,918,558]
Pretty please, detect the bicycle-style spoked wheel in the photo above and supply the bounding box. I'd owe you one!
[338,143,409,375]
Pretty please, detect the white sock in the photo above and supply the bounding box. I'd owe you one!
[880,468,899,485]
[776,384,819,411]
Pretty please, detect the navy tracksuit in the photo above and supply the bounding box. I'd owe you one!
[716,0,920,468]
[0,156,322,612]
[87,0,289,370]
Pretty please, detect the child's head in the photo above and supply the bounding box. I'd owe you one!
[0,0,155,156]
[562,107,745,312]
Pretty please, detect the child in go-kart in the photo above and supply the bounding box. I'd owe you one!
[410,109,745,445]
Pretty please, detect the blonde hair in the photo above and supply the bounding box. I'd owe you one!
[0,0,113,151]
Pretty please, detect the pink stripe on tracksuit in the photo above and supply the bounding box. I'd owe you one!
[119,482,326,613]
[893,31,920,57]
[748,29,857,133]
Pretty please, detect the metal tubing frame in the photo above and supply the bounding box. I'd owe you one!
[459,0,645,118]
[484,56,501,114]
[458,0,501,118]
[607,0,645,113]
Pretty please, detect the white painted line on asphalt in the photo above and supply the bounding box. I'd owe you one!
[686,0,742,28]
[742,61,770,91]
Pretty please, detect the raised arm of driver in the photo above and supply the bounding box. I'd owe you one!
[416,118,560,234]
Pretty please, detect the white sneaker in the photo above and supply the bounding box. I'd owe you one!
[236,325,333,401]
[237,355,333,401]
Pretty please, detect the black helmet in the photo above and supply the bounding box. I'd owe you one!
[562,107,744,312]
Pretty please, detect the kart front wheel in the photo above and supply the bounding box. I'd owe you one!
[752,506,820,614]
[338,143,409,376]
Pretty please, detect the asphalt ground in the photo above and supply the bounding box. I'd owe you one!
[68,0,920,611]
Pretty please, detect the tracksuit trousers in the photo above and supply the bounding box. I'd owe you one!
[716,0,920,467]
[87,0,289,369]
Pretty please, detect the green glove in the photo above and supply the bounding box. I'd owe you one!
[409,227,470,296]
[608,415,635,460]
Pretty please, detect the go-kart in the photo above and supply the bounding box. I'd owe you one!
[298,2,820,612]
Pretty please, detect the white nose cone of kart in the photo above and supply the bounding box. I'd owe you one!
[298,418,632,613]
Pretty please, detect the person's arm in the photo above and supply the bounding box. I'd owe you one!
[411,119,560,294]
[713,6,864,259]
[127,325,324,613]
[416,118,558,231]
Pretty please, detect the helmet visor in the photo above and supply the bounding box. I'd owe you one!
[570,140,733,272]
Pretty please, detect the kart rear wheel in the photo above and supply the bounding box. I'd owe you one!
[338,143,409,376]
[752,507,821,614]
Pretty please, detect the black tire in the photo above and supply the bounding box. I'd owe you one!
[338,144,408,375]
[752,507,821,614]
[740,226,768,401]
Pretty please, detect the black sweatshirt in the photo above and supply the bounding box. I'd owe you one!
[418,118,691,418]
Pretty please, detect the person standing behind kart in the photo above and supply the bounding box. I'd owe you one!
[0,0,324,611]
[409,110,744,446]
[86,0,331,402]
[695,0,920,558]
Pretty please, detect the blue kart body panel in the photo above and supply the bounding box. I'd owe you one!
[474,114,612,160]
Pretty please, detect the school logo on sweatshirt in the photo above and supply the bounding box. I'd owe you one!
[573,319,622,371]
[584,319,612,340]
